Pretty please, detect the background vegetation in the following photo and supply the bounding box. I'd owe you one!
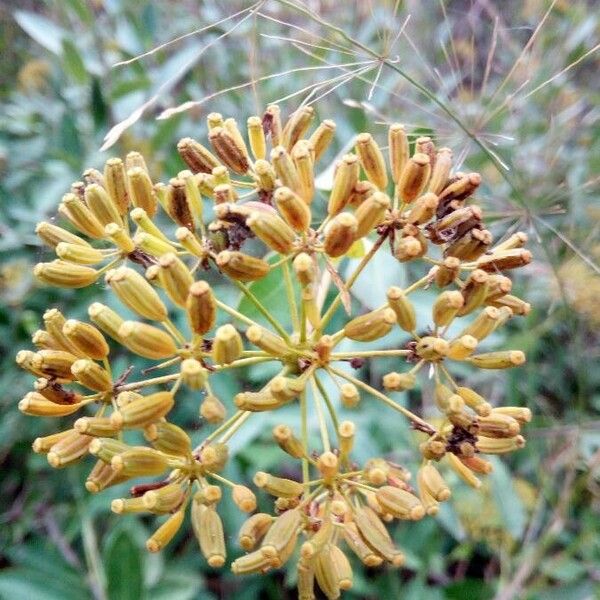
[0,1,598,598]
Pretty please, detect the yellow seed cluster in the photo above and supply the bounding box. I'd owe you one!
[17,105,532,598]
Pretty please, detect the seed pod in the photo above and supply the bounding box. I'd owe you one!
[386,286,416,332]
[34,260,99,288]
[353,506,404,565]
[455,387,491,417]
[192,503,227,567]
[60,193,106,238]
[247,116,266,160]
[260,508,302,560]
[270,145,301,195]
[492,406,532,424]
[354,191,390,239]
[36,221,91,249]
[405,192,438,225]
[274,187,311,232]
[216,250,270,281]
[224,117,250,159]
[157,253,193,307]
[382,371,416,391]
[55,242,104,265]
[432,290,464,327]
[355,133,388,190]
[88,302,124,342]
[104,158,129,214]
[476,435,526,454]
[324,213,357,258]
[200,394,227,424]
[375,486,424,520]
[239,513,273,551]
[18,392,82,417]
[253,472,303,498]
[484,275,513,301]
[459,269,489,316]
[344,307,396,342]
[186,280,216,336]
[446,335,478,360]
[108,222,137,254]
[246,211,295,254]
[111,392,174,429]
[231,549,272,575]
[145,421,191,457]
[428,147,453,194]
[254,159,277,191]
[180,358,207,390]
[491,232,529,253]
[111,447,169,477]
[199,442,229,472]
[262,104,282,146]
[434,256,461,287]
[111,497,147,514]
[84,184,121,228]
[292,142,315,204]
[31,349,79,380]
[74,416,119,437]
[146,509,185,553]
[118,321,177,359]
[31,330,61,351]
[438,173,482,208]
[309,119,336,162]
[232,485,257,513]
[392,235,420,262]
[89,437,130,464]
[127,167,157,216]
[130,208,170,243]
[468,350,526,369]
[343,522,383,567]
[415,336,449,360]
[71,359,112,392]
[270,376,305,401]
[460,455,493,475]
[212,324,243,364]
[458,306,500,340]
[106,266,167,321]
[397,153,431,203]
[32,430,74,454]
[419,464,451,502]
[47,430,92,468]
[317,451,339,483]
[293,252,315,286]
[388,123,409,184]
[15,350,43,377]
[85,460,123,493]
[193,486,222,506]
[208,126,249,175]
[175,227,203,258]
[206,112,224,130]
[273,424,305,459]
[490,294,531,316]
[477,412,521,439]
[61,320,109,361]
[434,382,463,413]
[328,154,359,215]
[235,389,285,412]
[420,438,447,461]
[164,178,194,230]
[246,325,290,358]
[177,137,221,174]
[476,249,532,272]
[340,383,360,408]
[282,106,314,151]
[143,483,186,513]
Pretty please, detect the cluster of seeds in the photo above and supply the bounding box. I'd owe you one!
[17,104,532,598]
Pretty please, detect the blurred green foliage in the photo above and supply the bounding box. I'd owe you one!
[1,1,599,599]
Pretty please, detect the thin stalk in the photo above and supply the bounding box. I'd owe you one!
[219,410,252,443]
[311,377,330,452]
[331,349,410,359]
[282,260,300,333]
[318,234,386,332]
[328,366,435,434]
[200,410,246,448]
[212,356,276,370]
[118,373,179,391]
[207,472,237,488]
[300,390,310,493]
[215,298,258,327]
[312,372,340,433]
[233,280,292,341]
[161,318,187,346]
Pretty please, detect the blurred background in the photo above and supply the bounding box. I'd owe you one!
[0,1,599,598]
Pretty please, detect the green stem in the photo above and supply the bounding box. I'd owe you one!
[200,410,246,448]
[214,298,258,327]
[313,372,340,433]
[212,356,276,370]
[328,366,435,434]
[300,390,310,493]
[161,318,187,346]
[311,377,330,452]
[118,373,179,391]
[282,260,300,333]
[331,349,410,359]
[219,411,252,443]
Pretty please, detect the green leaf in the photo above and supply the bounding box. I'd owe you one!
[488,457,527,539]
[148,569,204,600]
[14,11,66,55]
[104,529,144,600]
[0,568,88,600]
[61,39,88,84]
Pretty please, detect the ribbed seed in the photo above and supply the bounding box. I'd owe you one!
[200,394,226,423]
[446,334,478,360]
[18,392,82,417]
[55,242,104,265]
[193,503,227,567]
[85,184,121,227]
[246,325,290,357]
[428,147,453,194]
[208,126,249,174]
[110,391,174,429]
[467,350,526,369]
[127,167,157,216]
[88,302,124,342]
[71,359,112,392]
[212,324,243,364]
[145,421,191,456]
[434,256,461,287]
[216,250,269,281]
[177,137,221,174]
[292,142,315,204]
[146,509,185,552]
[260,508,302,559]
[158,252,193,307]
[397,153,431,203]
[246,211,295,254]
[253,472,303,498]
[415,336,449,360]
[354,191,390,238]
[143,482,186,513]
[47,430,92,468]
[355,133,388,190]
[386,286,416,332]
[382,371,416,391]
[238,513,273,551]
[106,266,167,321]
[324,213,357,258]
[328,154,359,215]
[75,416,119,437]
[274,187,311,232]
[344,308,396,341]
[118,321,178,359]
[111,447,169,477]
[60,193,106,238]
[34,260,98,288]
[282,106,314,151]
[36,221,91,249]
[271,145,302,195]
[309,119,336,162]
[247,116,266,160]
[104,158,129,214]
[232,485,257,513]
[85,460,123,493]
[388,123,409,184]
[432,290,464,327]
[273,424,305,459]
[186,280,216,335]
[406,192,439,225]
